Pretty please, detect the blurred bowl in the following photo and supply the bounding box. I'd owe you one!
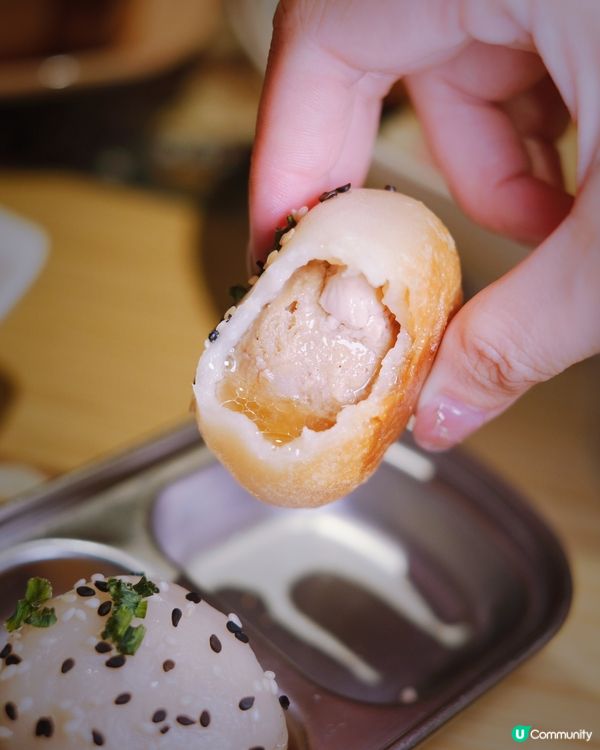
[0,0,221,99]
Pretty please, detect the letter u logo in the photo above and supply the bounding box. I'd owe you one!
[512,726,531,742]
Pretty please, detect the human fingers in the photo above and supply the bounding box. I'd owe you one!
[249,0,485,259]
[249,3,392,259]
[502,75,571,190]
[406,43,574,244]
[413,166,600,451]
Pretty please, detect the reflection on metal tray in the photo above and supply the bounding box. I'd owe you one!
[0,421,571,750]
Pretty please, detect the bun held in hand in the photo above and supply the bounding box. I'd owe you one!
[194,186,461,507]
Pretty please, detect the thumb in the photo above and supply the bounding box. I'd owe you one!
[413,172,600,451]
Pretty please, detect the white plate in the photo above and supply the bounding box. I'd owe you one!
[0,206,48,322]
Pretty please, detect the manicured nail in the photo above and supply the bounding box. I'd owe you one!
[413,396,487,451]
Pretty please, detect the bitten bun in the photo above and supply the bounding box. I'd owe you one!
[0,576,288,749]
[194,187,461,507]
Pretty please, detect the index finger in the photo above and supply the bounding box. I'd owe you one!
[248,8,390,259]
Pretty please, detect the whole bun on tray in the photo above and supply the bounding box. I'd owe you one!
[194,186,461,508]
[0,575,288,749]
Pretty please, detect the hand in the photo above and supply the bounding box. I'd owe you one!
[249,0,600,450]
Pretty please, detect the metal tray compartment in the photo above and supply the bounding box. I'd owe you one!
[0,423,571,749]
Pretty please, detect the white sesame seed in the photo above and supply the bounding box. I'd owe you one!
[141,722,156,735]
[159,581,169,593]
[264,670,275,680]
[0,666,17,682]
[150,681,159,688]
[269,680,278,695]
[64,719,80,734]
[74,609,87,621]
[91,573,105,582]
[0,727,13,738]
[265,250,278,268]
[180,694,193,706]
[19,697,33,712]
[279,227,295,245]
[84,597,101,609]
[87,636,97,646]
[62,607,76,622]
[203,339,210,349]
[228,613,242,628]
[60,593,77,603]
[73,578,86,589]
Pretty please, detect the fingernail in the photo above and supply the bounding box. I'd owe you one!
[413,396,487,451]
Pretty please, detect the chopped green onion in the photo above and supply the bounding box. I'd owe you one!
[101,575,158,655]
[119,624,146,656]
[5,577,56,632]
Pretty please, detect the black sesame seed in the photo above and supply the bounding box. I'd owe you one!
[5,702,17,721]
[249,747,266,750]
[160,725,170,735]
[279,695,290,710]
[318,188,337,202]
[171,608,182,628]
[208,329,219,342]
[336,183,351,193]
[92,729,105,746]
[152,709,167,723]
[176,715,195,726]
[238,696,255,711]
[185,592,202,604]
[61,658,75,674]
[209,634,221,653]
[0,644,12,659]
[76,585,95,597]
[94,580,109,593]
[105,655,126,668]
[226,620,241,634]
[199,710,210,727]
[35,717,54,737]
[114,693,131,705]
[384,184,397,191]
[5,654,21,666]
[162,659,175,672]
[97,601,112,617]
[235,631,250,644]
[95,641,112,654]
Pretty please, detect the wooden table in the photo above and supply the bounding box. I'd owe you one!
[0,171,598,748]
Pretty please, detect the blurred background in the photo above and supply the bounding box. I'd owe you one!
[0,1,597,747]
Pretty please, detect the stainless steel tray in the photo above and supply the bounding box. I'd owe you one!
[0,421,571,749]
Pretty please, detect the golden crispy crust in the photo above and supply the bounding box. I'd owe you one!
[194,188,461,507]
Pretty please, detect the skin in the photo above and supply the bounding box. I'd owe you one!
[249,0,600,450]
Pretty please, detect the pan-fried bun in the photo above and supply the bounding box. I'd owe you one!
[194,187,461,507]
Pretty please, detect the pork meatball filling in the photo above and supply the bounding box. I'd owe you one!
[219,260,399,444]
